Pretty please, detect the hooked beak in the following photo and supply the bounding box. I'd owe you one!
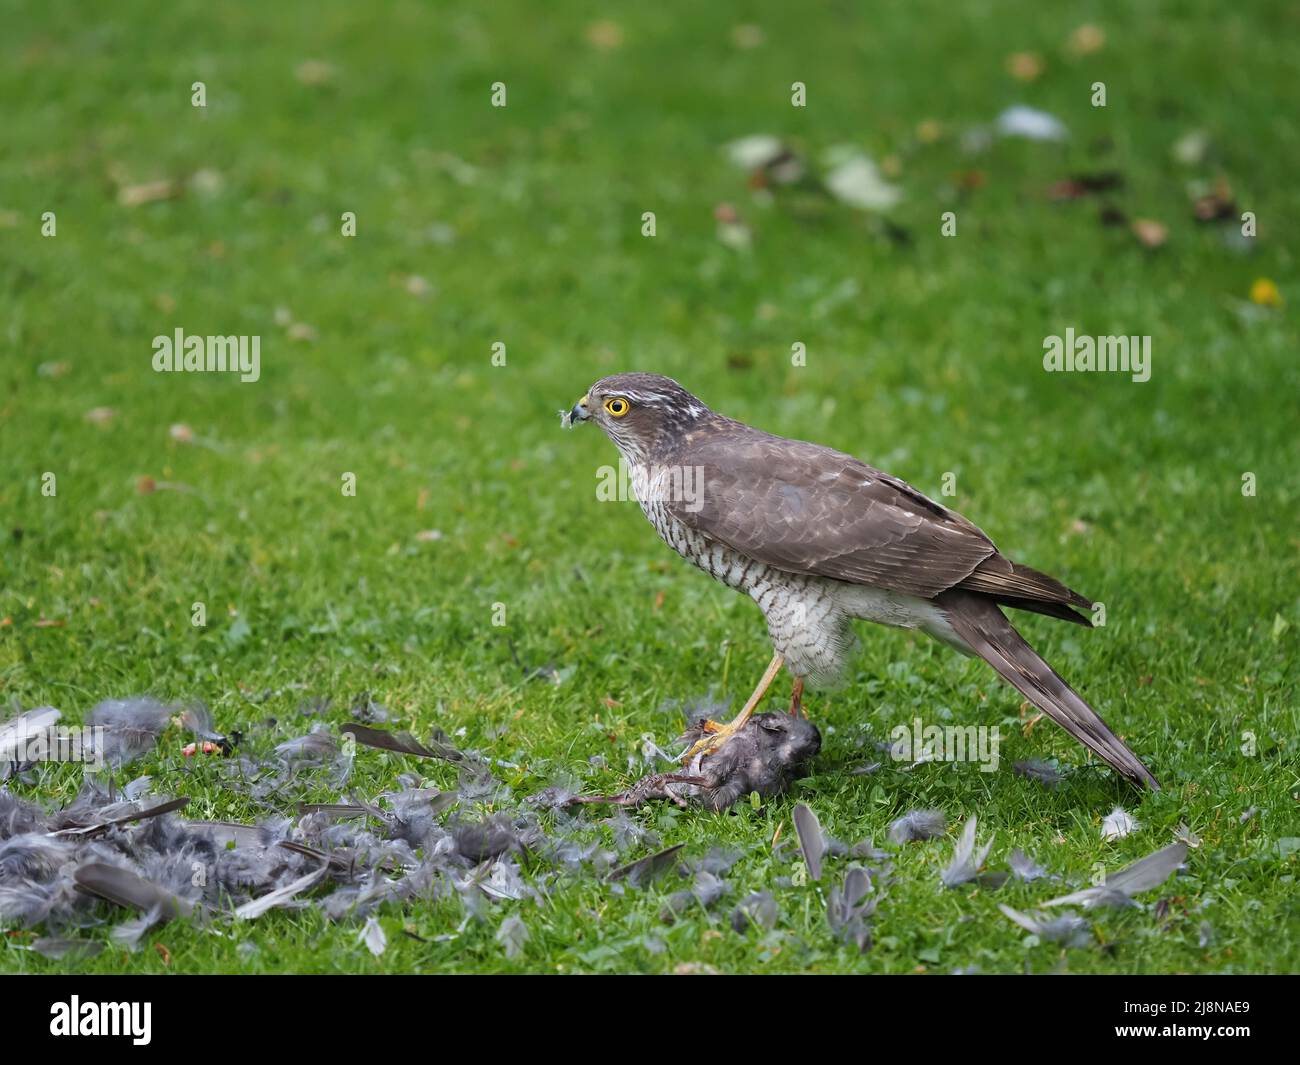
[566,392,592,426]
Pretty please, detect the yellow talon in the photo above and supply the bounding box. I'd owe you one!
[680,652,785,764]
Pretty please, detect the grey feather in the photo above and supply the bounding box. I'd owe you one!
[888,808,947,844]
[1007,848,1053,882]
[496,913,529,959]
[608,843,685,886]
[1013,759,1064,788]
[999,903,1092,947]
[359,915,388,956]
[29,936,104,960]
[274,729,338,762]
[1042,842,1188,908]
[826,866,878,952]
[342,722,468,764]
[0,790,50,839]
[234,859,329,919]
[792,802,825,881]
[941,815,995,887]
[73,862,193,918]
[86,697,173,767]
[731,891,778,933]
[49,796,190,840]
[110,905,167,951]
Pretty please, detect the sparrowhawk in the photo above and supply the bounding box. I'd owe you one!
[565,372,1157,790]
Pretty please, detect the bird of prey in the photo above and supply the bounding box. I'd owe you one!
[564,372,1157,790]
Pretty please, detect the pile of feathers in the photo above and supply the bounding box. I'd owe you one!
[1,696,1191,963]
[0,696,710,957]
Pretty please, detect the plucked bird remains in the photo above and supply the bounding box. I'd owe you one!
[568,712,821,812]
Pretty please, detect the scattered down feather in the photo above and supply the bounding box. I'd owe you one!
[1043,842,1188,909]
[608,843,685,886]
[1007,849,1054,883]
[826,865,878,952]
[998,904,1093,948]
[888,809,947,844]
[1101,806,1141,841]
[74,862,193,919]
[87,697,173,767]
[941,815,995,888]
[793,802,825,881]
[234,859,330,920]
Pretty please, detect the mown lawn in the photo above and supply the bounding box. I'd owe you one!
[1,0,1297,973]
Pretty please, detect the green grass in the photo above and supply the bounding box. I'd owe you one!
[2,0,1297,974]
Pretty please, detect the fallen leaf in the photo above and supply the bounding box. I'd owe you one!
[916,119,943,144]
[1193,180,1236,222]
[1131,218,1168,247]
[118,180,179,207]
[188,169,223,197]
[295,60,336,86]
[585,20,623,51]
[1068,24,1106,55]
[1005,52,1044,81]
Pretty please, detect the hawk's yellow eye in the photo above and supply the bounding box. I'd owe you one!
[605,397,630,417]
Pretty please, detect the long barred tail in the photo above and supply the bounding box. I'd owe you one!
[938,591,1159,790]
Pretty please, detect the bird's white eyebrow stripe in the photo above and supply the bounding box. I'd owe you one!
[606,391,704,416]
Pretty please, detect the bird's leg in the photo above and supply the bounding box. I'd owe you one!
[788,676,805,718]
[683,652,784,761]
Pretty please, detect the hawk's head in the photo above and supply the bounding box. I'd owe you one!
[565,373,710,461]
